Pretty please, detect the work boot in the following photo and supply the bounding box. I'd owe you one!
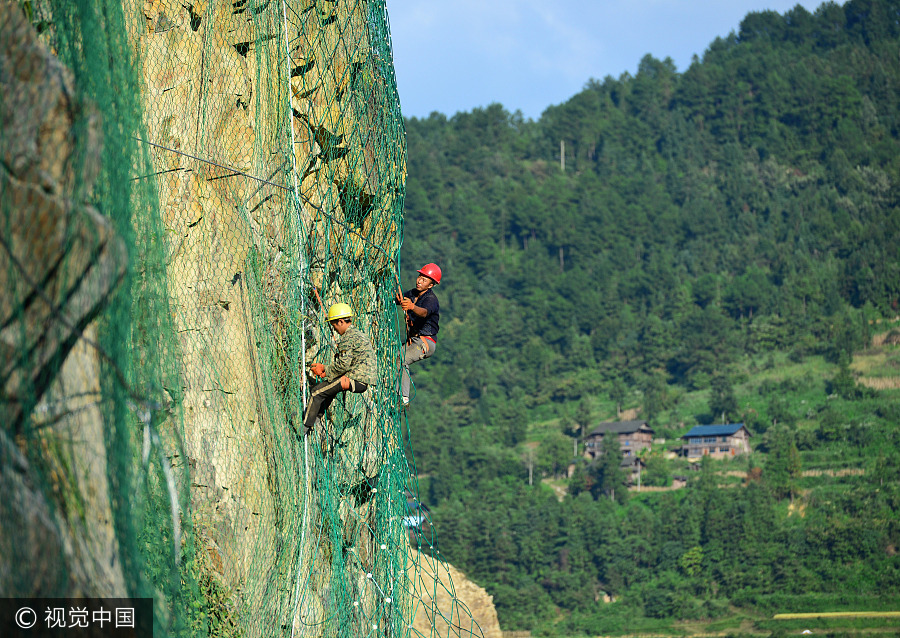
[304,415,322,437]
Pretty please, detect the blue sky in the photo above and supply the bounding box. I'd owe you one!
[387,0,830,120]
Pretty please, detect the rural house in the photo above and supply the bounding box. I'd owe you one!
[681,424,752,458]
[584,420,654,459]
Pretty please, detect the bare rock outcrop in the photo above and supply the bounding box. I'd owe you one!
[409,549,503,638]
[0,0,126,431]
[0,0,127,596]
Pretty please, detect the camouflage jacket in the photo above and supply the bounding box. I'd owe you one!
[325,325,376,386]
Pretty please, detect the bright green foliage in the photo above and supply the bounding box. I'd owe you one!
[402,0,900,468]
[593,435,629,504]
[536,430,573,479]
[398,0,900,633]
[678,546,704,578]
[762,427,803,500]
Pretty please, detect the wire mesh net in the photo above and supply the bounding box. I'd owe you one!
[1,0,487,636]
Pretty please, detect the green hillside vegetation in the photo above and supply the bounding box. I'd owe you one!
[397,0,900,634]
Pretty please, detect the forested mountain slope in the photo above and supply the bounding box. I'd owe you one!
[397,0,900,633]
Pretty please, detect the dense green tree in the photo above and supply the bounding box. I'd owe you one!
[399,0,900,630]
[590,435,629,504]
[537,431,574,479]
[642,372,670,420]
[763,427,802,500]
[826,362,869,399]
[766,393,799,428]
[708,374,739,423]
[641,453,671,487]
[608,378,628,416]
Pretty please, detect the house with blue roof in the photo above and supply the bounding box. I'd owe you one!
[681,423,751,459]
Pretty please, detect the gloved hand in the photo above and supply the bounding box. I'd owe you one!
[310,362,326,378]
[340,375,351,390]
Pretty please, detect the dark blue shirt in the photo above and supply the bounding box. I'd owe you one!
[404,288,440,340]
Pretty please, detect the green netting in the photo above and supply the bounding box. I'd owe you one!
[1,1,486,636]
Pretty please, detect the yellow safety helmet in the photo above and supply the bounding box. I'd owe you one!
[326,302,354,322]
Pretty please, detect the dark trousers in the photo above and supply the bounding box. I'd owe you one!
[302,378,368,431]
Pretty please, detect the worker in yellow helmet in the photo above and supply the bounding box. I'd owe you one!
[302,302,376,433]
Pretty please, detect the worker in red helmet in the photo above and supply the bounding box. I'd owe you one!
[395,263,441,407]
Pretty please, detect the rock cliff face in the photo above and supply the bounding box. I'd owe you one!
[0,0,128,597]
[131,1,402,631]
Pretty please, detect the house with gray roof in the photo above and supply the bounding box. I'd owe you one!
[681,423,752,459]
[584,420,654,459]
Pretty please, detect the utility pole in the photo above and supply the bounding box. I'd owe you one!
[524,449,535,486]
[560,140,565,172]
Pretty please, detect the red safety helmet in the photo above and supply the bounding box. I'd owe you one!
[417,263,442,284]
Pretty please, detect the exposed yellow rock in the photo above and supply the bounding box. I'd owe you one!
[130,1,409,633]
[408,549,504,638]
